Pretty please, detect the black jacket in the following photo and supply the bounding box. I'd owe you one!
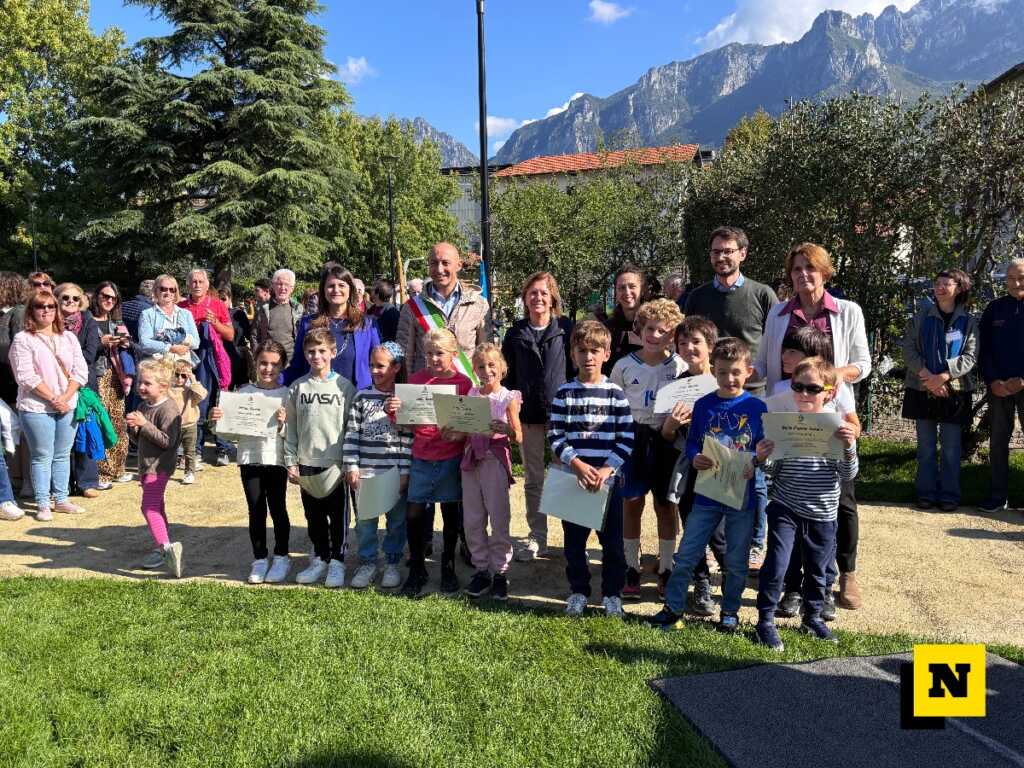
[501,316,575,424]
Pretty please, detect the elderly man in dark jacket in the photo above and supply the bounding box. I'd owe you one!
[501,272,574,562]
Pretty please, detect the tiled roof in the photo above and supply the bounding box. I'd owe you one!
[494,144,699,178]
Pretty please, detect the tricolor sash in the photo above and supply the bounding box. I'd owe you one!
[408,294,479,384]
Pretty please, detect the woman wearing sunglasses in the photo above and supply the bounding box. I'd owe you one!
[91,281,135,485]
[54,283,105,499]
[137,275,199,363]
[8,290,90,520]
[754,242,870,613]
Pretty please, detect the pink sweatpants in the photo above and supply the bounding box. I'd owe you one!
[141,473,171,547]
[461,456,513,574]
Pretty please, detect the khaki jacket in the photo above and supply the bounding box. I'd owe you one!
[396,281,491,375]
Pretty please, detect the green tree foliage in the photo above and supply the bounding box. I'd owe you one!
[490,159,689,317]
[322,113,461,279]
[0,0,122,270]
[73,0,353,284]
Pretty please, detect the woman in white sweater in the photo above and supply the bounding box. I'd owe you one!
[754,243,871,614]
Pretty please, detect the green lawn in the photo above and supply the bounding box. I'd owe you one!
[1,579,1020,768]
[857,437,1024,505]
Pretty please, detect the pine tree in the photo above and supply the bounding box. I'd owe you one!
[75,0,352,281]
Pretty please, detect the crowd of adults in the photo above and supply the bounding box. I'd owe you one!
[1,232,1022,610]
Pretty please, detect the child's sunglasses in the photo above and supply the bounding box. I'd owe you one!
[790,382,833,395]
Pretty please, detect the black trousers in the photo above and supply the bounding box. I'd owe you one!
[300,482,348,562]
[784,479,858,592]
[407,502,462,568]
[240,464,290,559]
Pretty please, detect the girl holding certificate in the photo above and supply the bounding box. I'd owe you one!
[461,344,522,602]
[210,340,291,585]
[385,328,472,598]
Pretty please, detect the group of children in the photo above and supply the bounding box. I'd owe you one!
[126,297,859,651]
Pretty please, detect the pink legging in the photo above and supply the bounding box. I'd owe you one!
[141,473,171,547]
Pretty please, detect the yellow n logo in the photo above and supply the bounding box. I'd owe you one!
[912,644,986,718]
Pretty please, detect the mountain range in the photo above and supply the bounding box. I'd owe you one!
[402,117,478,168]
[491,0,1024,164]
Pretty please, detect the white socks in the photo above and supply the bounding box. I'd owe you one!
[624,538,641,571]
[659,539,676,574]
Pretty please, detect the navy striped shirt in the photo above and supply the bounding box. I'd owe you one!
[342,388,413,476]
[766,449,859,522]
[548,378,634,470]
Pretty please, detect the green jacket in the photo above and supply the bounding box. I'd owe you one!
[74,386,118,449]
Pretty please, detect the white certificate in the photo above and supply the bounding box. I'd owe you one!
[762,412,844,460]
[539,466,611,531]
[215,390,284,438]
[355,467,402,521]
[394,383,457,425]
[694,436,750,510]
[653,374,718,414]
[433,393,492,434]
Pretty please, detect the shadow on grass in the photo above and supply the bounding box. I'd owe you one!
[284,751,418,768]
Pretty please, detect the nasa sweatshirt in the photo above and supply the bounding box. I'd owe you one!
[284,371,356,468]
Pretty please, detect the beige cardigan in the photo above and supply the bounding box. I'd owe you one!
[396,280,491,375]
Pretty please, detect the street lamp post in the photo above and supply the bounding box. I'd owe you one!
[476,0,495,331]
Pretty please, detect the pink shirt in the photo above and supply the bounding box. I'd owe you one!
[179,294,230,336]
[462,386,521,483]
[9,330,89,413]
[408,369,473,461]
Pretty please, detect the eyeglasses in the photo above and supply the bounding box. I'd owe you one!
[35,304,57,312]
[59,295,81,304]
[710,248,740,257]
[99,292,117,301]
[157,286,177,293]
[30,280,53,288]
[790,382,833,395]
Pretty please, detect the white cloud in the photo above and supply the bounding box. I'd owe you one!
[545,92,585,118]
[697,0,918,51]
[492,139,507,153]
[588,0,631,24]
[334,56,375,85]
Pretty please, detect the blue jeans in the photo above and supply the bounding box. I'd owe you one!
[915,419,961,504]
[20,410,76,507]
[664,498,755,616]
[196,390,234,459]
[0,450,15,504]
[751,468,769,548]
[356,496,407,564]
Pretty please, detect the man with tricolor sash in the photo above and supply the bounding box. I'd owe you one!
[397,242,491,381]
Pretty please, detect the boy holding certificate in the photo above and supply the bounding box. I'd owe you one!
[548,321,634,618]
[752,357,858,651]
[648,338,766,633]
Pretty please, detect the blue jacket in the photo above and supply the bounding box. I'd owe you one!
[282,314,380,390]
[74,413,107,462]
[979,295,1024,383]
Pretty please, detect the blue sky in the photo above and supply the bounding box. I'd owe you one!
[87,0,919,155]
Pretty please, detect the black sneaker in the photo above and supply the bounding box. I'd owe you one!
[623,567,642,600]
[978,497,1007,514]
[687,580,715,617]
[465,570,492,598]
[914,498,935,510]
[776,590,802,618]
[491,573,508,601]
[800,617,838,643]
[400,566,428,599]
[755,621,785,652]
[821,591,837,622]
[440,558,459,595]
[717,613,740,633]
[647,606,684,630]
[656,569,671,600]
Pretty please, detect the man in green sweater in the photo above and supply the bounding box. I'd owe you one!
[683,225,778,370]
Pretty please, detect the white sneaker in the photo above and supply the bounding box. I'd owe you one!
[97,480,113,491]
[296,556,328,585]
[565,593,588,617]
[265,555,291,583]
[515,538,546,562]
[215,453,231,466]
[602,596,625,618]
[163,541,184,578]
[381,563,402,589]
[0,500,25,521]
[324,559,346,588]
[141,549,166,569]
[195,459,206,471]
[351,563,377,589]
[181,472,195,485]
[35,506,54,522]
[55,500,85,515]
[115,473,134,483]
[248,558,270,584]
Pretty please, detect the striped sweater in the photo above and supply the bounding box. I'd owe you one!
[548,377,634,470]
[765,448,859,522]
[342,387,413,476]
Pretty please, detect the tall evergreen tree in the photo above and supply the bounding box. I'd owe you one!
[75,0,352,281]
